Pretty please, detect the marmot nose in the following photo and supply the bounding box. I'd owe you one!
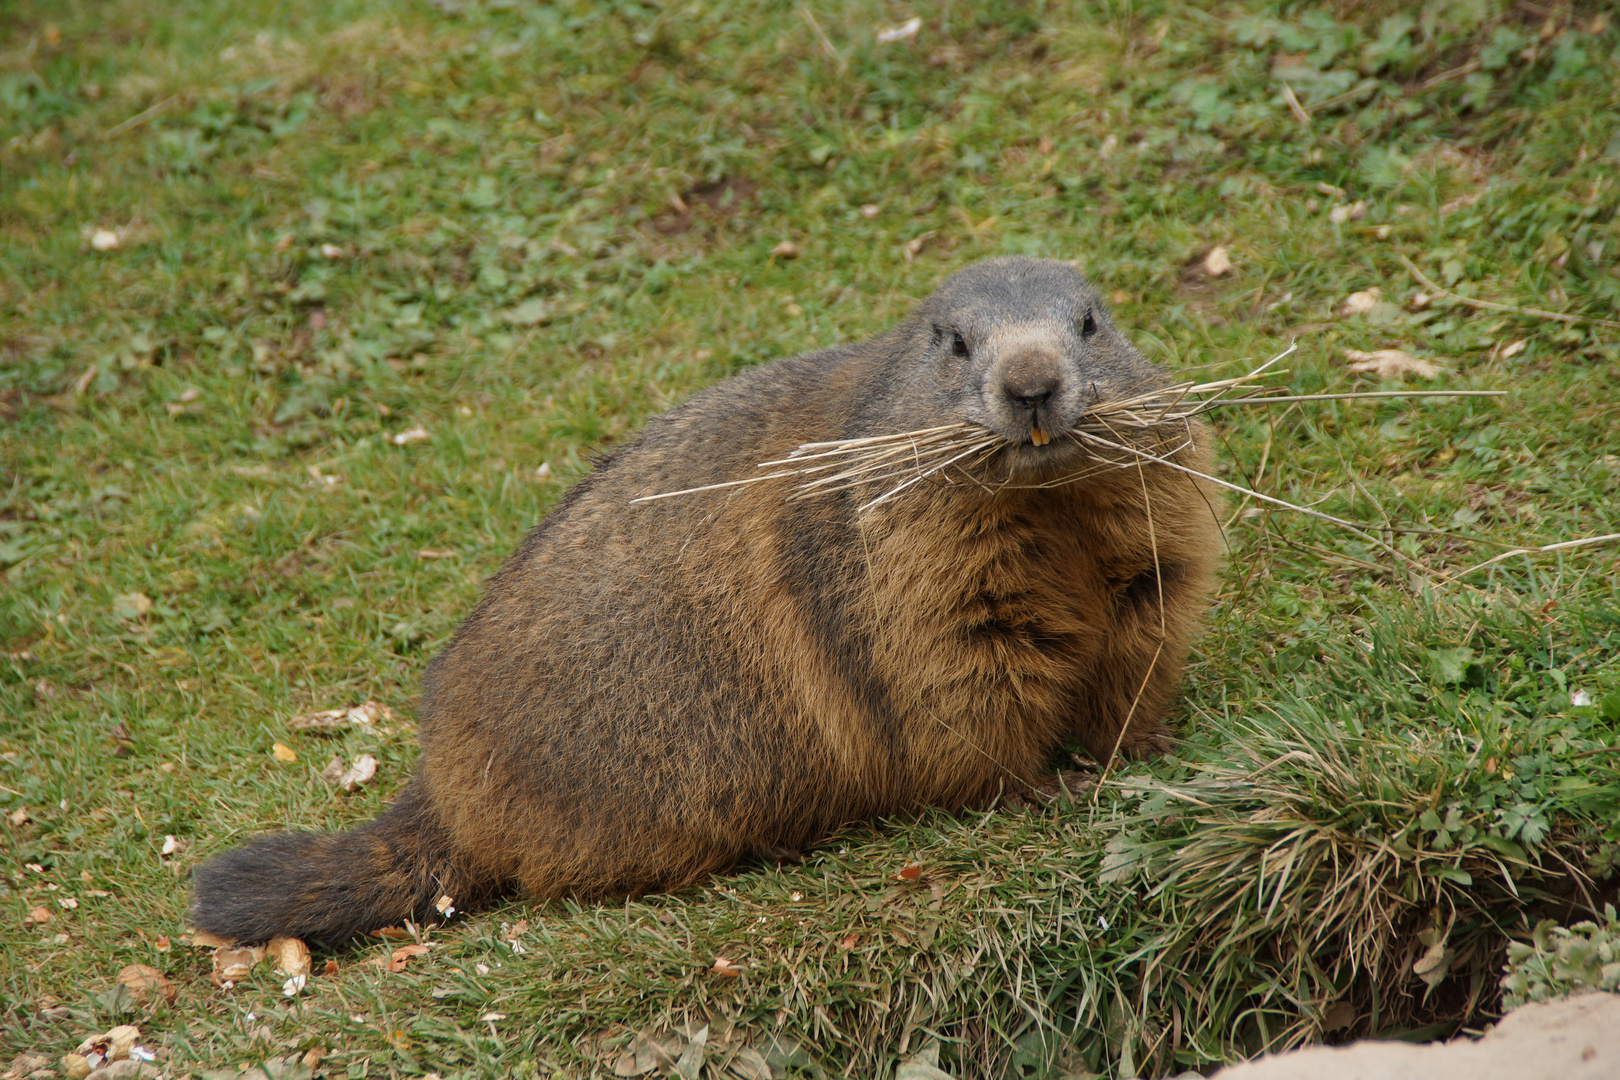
[1002,374,1060,412]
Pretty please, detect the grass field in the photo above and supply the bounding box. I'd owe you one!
[3,0,1620,1077]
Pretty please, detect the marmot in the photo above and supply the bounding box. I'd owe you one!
[192,257,1222,947]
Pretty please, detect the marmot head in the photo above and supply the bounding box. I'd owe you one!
[900,257,1169,458]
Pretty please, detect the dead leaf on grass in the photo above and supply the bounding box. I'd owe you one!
[710,956,744,977]
[769,240,801,259]
[189,930,233,948]
[370,943,429,972]
[24,906,51,926]
[391,425,430,446]
[1344,348,1442,379]
[1202,245,1233,277]
[1338,286,1383,317]
[116,964,177,1005]
[271,742,297,763]
[289,700,395,733]
[321,753,378,791]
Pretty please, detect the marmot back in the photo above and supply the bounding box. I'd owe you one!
[192,257,1223,947]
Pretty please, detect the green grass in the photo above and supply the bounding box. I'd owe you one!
[3,0,1619,1077]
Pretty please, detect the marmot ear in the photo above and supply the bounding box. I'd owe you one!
[1080,310,1098,339]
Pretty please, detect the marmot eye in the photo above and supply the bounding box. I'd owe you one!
[1080,311,1098,338]
[951,330,970,357]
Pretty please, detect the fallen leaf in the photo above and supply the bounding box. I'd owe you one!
[269,936,311,977]
[289,700,394,733]
[903,231,936,262]
[323,958,339,976]
[1344,348,1442,379]
[24,906,51,926]
[1499,338,1527,359]
[501,298,551,326]
[189,930,233,948]
[876,16,922,43]
[271,742,297,763]
[1338,286,1383,316]
[332,753,378,792]
[112,593,152,620]
[895,865,922,881]
[1202,245,1233,277]
[838,932,860,950]
[479,1012,507,1022]
[8,807,28,826]
[57,897,78,910]
[116,964,177,1005]
[710,956,744,977]
[372,943,430,972]
[391,425,430,446]
[416,548,455,560]
[769,240,801,259]
[1328,200,1368,223]
[91,229,121,251]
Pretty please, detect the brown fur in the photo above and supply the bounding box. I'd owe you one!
[192,258,1222,946]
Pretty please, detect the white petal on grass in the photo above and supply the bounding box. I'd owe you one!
[876,17,922,43]
[392,425,430,446]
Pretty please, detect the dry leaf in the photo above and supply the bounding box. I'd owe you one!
[1202,245,1233,277]
[333,753,378,792]
[8,807,29,827]
[1338,286,1383,316]
[290,700,394,732]
[24,906,51,926]
[189,930,233,948]
[116,964,177,1005]
[1344,348,1442,379]
[1499,338,1527,359]
[838,932,860,950]
[479,1012,506,1022]
[372,943,430,972]
[903,231,936,262]
[323,958,339,976]
[876,16,922,42]
[434,894,456,917]
[1328,200,1368,223]
[769,240,801,259]
[269,936,311,977]
[895,864,922,881]
[91,229,121,251]
[416,548,455,560]
[112,593,152,619]
[271,743,297,763]
[710,956,744,977]
[392,425,430,446]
